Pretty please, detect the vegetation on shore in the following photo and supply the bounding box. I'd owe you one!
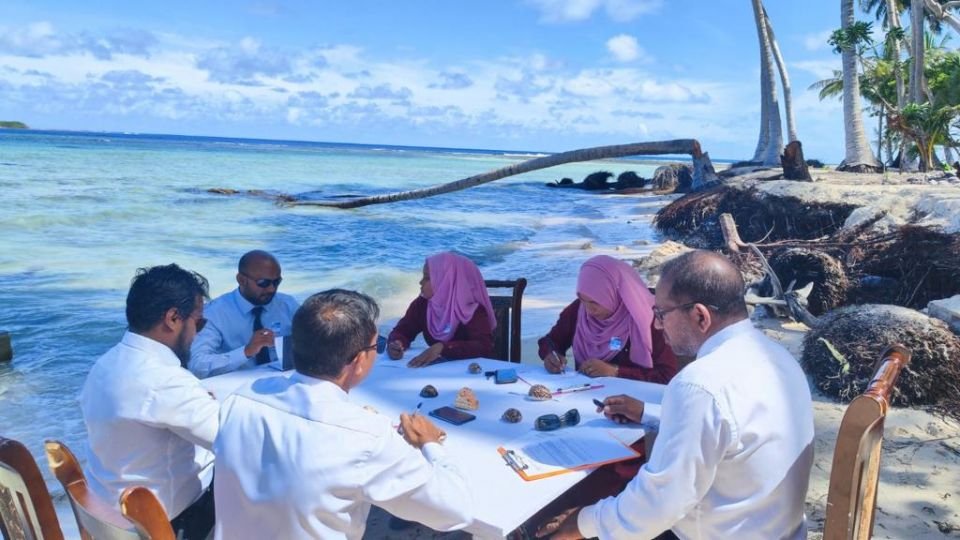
[0,121,28,129]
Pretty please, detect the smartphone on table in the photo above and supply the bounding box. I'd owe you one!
[429,406,477,426]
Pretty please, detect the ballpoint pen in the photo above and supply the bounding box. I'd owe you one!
[553,383,605,396]
[398,402,423,434]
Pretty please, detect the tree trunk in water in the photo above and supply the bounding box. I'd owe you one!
[763,8,797,142]
[751,0,783,166]
[292,140,719,209]
[838,0,881,172]
[781,141,812,181]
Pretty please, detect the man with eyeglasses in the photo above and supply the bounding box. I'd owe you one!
[79,264,219,540]
[539,250,814,540]
[213,289,473,539]
[189,250,300,378]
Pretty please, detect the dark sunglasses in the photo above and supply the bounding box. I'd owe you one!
[242,272,283,289]
[534,409,581,431]
[652,301,719,322]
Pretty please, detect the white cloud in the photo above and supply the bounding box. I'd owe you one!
[803,29,834,51]
[792,59,840,80]
[606,34,643,62]
[527,0,661,23]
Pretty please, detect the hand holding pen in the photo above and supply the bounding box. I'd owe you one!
[594,395,644,424]
[399,403,446,448]
[542,337,568,374]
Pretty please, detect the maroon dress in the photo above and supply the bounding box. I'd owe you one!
[388,296,494,361]
[537,299,678,383]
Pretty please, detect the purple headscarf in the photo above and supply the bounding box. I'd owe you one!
[425,252,497,341]
[573,255,655,368]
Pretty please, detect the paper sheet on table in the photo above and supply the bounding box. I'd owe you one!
[497,428,641,481]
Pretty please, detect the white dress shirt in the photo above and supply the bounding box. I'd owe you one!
[578,319,815,540]
[79,331,219,518]
[189,288,299,378]
[213,372,473,540]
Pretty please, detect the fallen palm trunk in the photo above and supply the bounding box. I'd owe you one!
[290,140,719,209]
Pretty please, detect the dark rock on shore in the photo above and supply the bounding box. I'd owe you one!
[651,164,693,193]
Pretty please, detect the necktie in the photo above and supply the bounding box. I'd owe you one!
[252,306,272,365]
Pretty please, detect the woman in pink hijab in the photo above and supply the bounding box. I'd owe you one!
[537,255,677,383]
[388,252,496,367]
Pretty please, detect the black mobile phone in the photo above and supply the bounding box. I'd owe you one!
[429,406,476,426]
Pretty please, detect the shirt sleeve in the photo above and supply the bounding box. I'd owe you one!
[188,321,251,379]
[614,323,679,384]
[141,373,220,450]
[577,381,733,539]
[537,300,578,360]
[388,297,427,350]
[362,431,473,531]
[439,306,494,360]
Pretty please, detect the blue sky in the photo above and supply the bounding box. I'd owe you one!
[0,0,943,162]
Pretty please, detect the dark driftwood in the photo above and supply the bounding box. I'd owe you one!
[781,141,812,181]
[292,140,719,209]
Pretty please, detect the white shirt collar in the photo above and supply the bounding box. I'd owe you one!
[696,319,753,359]
[121,331,180,367]
[289,371,350,401]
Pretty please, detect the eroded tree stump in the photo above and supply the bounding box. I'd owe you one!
[781,140,812,181]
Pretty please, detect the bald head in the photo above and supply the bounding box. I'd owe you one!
[238,250,278,273]
[660,250,748,321]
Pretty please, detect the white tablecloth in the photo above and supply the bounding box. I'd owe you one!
[203,354,666,539]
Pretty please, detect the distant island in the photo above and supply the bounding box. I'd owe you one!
[0,121,28,129]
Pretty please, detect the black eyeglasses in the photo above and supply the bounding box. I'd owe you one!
[241,272,282,289]
[355,336,386,358]
[652,301,719,322]
[535,409,581,431]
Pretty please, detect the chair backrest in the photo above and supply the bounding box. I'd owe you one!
[43,440,173,540]
[0,437,64,540]
[119,488,175,540]
[484,278,527,363]
[823,344,911,540]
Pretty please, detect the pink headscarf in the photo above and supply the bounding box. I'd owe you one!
[425,252,497,341]
[573,255,655,368]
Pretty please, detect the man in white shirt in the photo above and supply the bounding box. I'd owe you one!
[539,250,815,540]
[213,289,473,539]
[189,250,300,378]
[79,264,219,540]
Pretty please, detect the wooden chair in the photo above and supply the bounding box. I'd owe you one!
[823,344,911,540]
[43,440,174,540]
[0,436,64,540]
[484,278,527,363]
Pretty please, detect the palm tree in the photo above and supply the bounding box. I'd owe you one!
[750,0,784,165]
[837,0,882,171]
[292,140,720,209]
[764,7,798,142]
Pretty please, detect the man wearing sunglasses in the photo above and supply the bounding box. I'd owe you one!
[79,264,219,540]
[540,251,814,540]
[189,250,300,378]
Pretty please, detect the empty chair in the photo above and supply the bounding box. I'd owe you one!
[484,278,527,363]
[44,440,174,540]
[0,436,64,540]
[823,344,912,540]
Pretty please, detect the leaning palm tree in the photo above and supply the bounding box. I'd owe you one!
[837,0,882,171]
[750,0,784,165]
[763,7,798,143]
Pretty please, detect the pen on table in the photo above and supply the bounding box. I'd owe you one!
[553,383,605,396]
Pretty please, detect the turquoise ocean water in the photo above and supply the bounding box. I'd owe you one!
[0,129,667,512]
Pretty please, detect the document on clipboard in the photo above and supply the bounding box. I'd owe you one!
[497,429,642,481]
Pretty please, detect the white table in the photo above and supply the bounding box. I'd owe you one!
[204,354,665,539]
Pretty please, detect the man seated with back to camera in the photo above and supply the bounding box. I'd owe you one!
[189,249,300,378]
[213,289,474,539]
[538,250,815,540]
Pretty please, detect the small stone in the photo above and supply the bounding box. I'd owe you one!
[419,384,438,398]
[528,384,553,401]
[501,408,522,423]
[454,387,479,410]
[468,362,482,374]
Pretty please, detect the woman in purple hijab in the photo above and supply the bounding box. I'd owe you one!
[388,252,496,367]
[537,255,677,383]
